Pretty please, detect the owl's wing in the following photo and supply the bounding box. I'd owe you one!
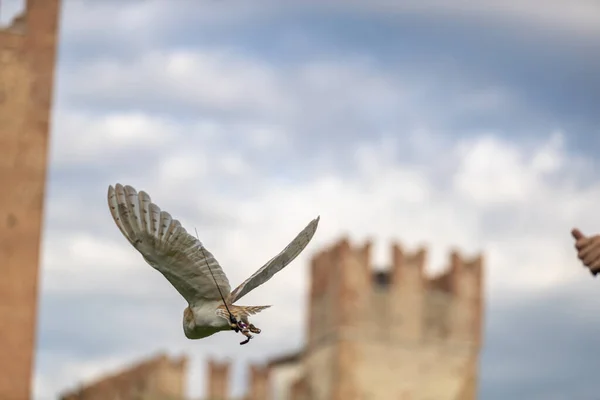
[107,184,231,304]
[229,216,320,303]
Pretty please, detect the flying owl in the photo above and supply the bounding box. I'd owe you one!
[107,183,320,345]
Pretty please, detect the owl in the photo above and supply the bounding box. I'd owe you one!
[108,184,320,344]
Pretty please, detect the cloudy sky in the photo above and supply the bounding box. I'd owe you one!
[5,0,600,398]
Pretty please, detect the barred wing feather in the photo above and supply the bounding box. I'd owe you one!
[229,216,320,303]
[107,184,231,304]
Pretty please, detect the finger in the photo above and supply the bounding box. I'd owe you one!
[579,237,600,258]
[576,238,591,251]
[580,244,596,263]
[572,228,586,240]
[582,243,600,266]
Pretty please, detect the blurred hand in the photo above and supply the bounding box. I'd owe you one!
[572,228,600,276]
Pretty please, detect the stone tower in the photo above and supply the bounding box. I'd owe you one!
[0,0,61,399]
[206,359,231,400]
[302,239,484,400]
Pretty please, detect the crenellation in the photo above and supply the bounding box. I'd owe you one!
[334,236,351,258]
[290,375,309,400]
[154,355,188,397]
[391,242,403,283]
[309,238,376,344]
[389,244,427,342]
[462,254,485,300]
[450,249,462,269]
[207,359,231,400]
[245,364,270,400]
[390,243,427,289]
[309,249,328,298]
[308,243,340,347]
[432,250,484,345]
[447,250,484,295]
[334,239,373,329]
[358,239,373,271]
[448,249,464,293]
[417,250,485,345]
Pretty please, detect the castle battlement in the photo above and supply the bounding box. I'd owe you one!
[308,238,484,347]
[206,359,231,400]
[311,239,483,295]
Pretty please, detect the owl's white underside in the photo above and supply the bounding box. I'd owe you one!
[183,301,230,339]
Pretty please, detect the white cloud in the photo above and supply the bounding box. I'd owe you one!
[58,45,427,133]
[50,111,174,165]
[453,133,565,205]
[61,50,290,116]
[45,234,138,273]
[61,0,282,41]
[158,153,209,184]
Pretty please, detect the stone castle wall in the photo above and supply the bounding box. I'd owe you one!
[59,353,188,400]
[302,238,484,400]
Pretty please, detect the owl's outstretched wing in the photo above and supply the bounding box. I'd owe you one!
[229,216,320,303]
[107,184,231,304]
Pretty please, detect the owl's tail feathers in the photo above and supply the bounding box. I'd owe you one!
[230,304,271,319]
[243,305,271,315]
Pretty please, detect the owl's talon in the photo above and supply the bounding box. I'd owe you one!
[230,319,254,344]
[248,324,261,334]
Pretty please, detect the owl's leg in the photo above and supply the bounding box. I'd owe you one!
[227,316,253,344]
[239,316,261,334]
[229,317,241,332]
[237,321,253,345]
